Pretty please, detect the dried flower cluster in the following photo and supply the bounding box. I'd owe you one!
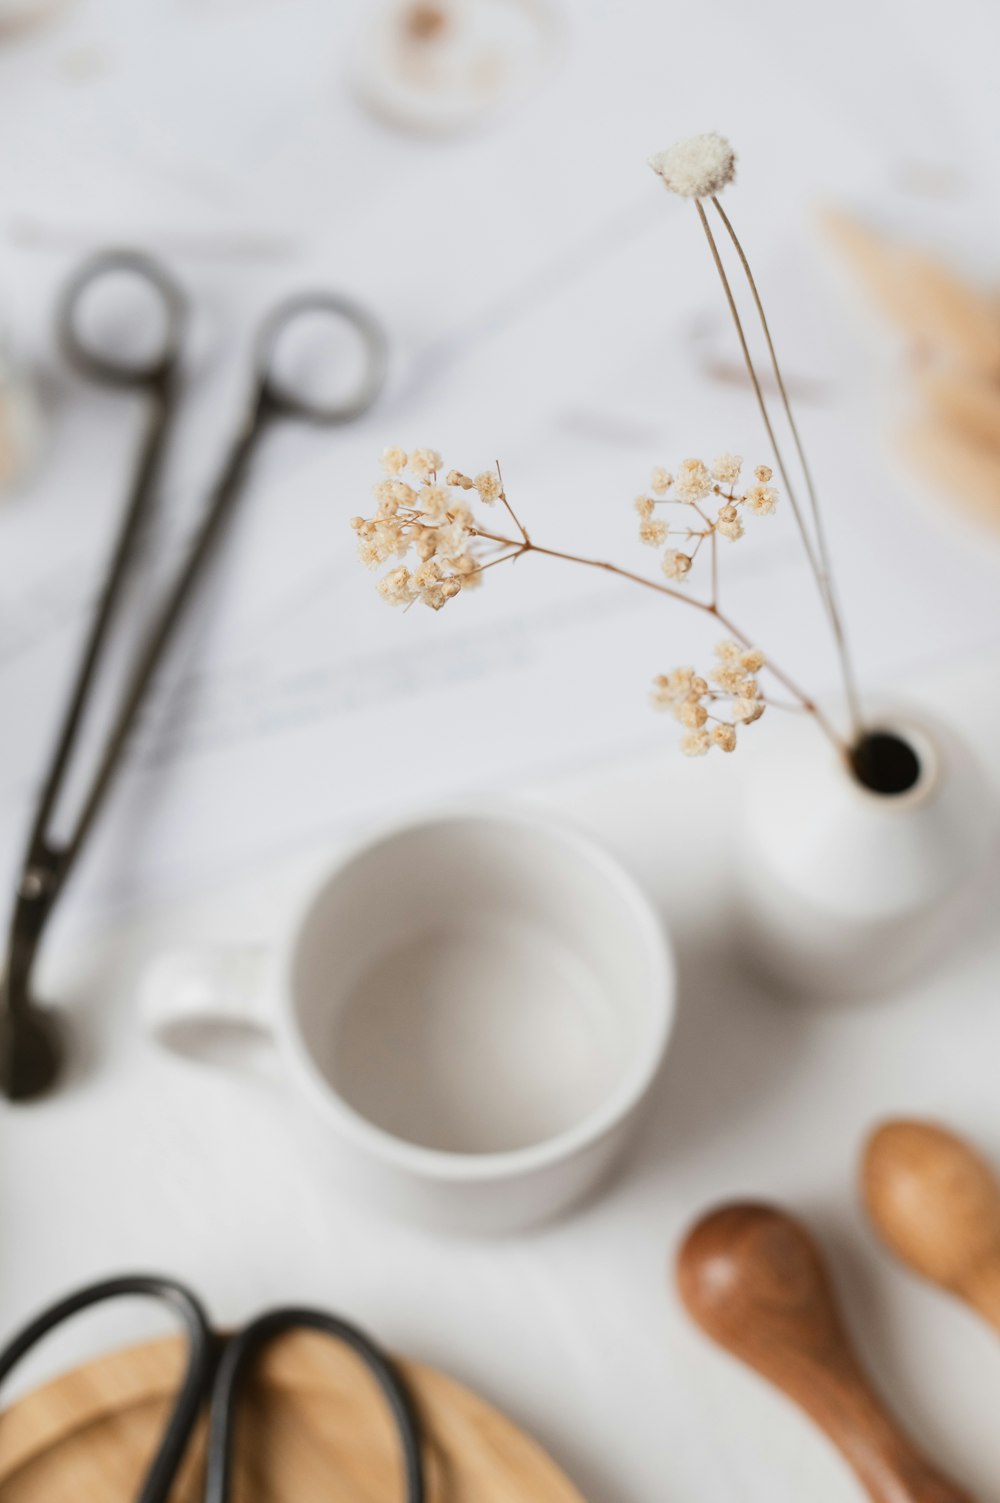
[352,442,790,755]
[349,135,865,763]
[351,448,508,610]
[634,456,777,580]
[651,641,766,757]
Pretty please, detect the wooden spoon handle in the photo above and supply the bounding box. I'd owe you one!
[677,1203,974,1503]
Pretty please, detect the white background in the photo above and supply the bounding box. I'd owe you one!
[1,1,1000,1499]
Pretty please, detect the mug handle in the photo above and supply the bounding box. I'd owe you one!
[141,946,279,1067]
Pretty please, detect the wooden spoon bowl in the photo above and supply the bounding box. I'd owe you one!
[863,1118,1000,1332]
[677,1202,974,1503]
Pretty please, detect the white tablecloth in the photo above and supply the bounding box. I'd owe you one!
[2,2,1000,1499]
[4,659,1000,1501]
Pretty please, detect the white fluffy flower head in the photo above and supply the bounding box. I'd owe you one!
[648,134,736,200]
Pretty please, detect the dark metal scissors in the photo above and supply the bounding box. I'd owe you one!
[0,1275,425,1503]
[0,249,387,1103]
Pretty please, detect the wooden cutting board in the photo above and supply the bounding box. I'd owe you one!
[0,1330,586,1501]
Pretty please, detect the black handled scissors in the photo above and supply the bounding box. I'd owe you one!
[0,1275,425,1502]
[0,249,387,1102]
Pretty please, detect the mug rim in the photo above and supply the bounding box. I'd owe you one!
[276,802,675,1184]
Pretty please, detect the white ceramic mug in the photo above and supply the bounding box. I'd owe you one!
[143,806,675,1235]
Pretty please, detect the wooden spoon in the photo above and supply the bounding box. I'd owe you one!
[677,1202,973,1503]
[863,1119,1000,1333]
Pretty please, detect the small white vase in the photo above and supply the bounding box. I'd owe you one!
[737,705,999,1000]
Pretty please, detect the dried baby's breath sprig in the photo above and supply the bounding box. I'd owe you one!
[662,549,692,580]
[381,445,407,475]
[674,457,713,503]
[353,448,842,756]
[408,447,442,481]
[632,456,777,597]
[650,643,767,756]
[352,144,866,762]
[351,449,498,610]
[639,519,668,547]
[712,453,742,484]
[651,133,863,741]
[474,470,502,502]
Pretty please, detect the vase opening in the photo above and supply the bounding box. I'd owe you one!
[849,729,922,796]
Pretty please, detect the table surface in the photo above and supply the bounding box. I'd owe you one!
[4,655,1000,1503]
[2,3,1000,1501]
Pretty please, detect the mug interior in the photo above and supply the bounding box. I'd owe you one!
[290,812,665,1158]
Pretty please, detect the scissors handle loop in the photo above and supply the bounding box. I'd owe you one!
[255,291,388,425]
[206,1307,425,1503]
[0,1285,425,1501]
[0,1275,215,1503]
[57,249,187,389]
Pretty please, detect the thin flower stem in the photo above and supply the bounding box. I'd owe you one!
[476,530,701,607]
[714,608,842,747]
[710,530,718,607]
[758,697,812,714]
[710,195,864,739]
[468,548,526,576]
[705,689,805,713]
[473,524,846,753]
[694,204,833,621]
[694,203,822,577]
[495,460,529,542]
